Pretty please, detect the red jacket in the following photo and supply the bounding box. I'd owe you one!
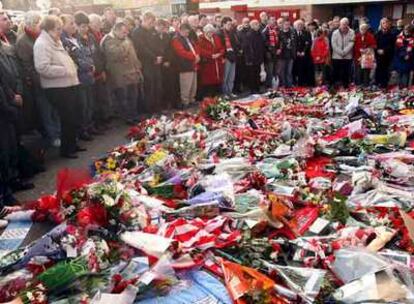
[198,34,225,86]
[171,34,200,72]
[311,36,329,64]
[354,32,376,61]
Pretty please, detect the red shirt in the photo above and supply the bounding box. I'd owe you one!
[311,36,329,64]
[354,31,376,61]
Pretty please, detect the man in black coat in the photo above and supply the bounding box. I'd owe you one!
[0,41,25,206]
[234,18,250,93]
[375,17,397,88]
[293,19,314,86]
[155,19,180,110]
[242,20,265,94]
[276,19,297,88]
[131,12,163,114]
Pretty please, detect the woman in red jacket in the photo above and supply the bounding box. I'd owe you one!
[198,24,225,97]
[311,29,329,86]
[354,23,377,87]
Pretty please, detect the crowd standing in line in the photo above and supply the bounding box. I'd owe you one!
[0,7,414,210]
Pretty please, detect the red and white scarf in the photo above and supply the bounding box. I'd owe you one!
[267,24,278,47]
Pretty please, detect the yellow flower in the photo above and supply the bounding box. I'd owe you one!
[107,157,116,170]
[145,149,168,167]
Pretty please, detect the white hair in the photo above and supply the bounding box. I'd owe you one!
[88,13,101,25]
[188,15,198,25]
[203,23,215,33]
[359,22,369,31]
[293,19,304,29]
[24,11,42,28]
[340,17,349,25]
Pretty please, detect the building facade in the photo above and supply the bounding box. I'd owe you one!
[200,0,413,29]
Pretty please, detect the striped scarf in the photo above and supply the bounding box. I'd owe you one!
[267,25,278,47]
[224,30,233,51]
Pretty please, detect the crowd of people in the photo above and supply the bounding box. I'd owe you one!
[0,6,414,208]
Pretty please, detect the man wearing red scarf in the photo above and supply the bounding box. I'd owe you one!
[16,11,61,146]
[263,16,278,89]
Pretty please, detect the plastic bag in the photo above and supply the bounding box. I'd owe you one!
[262,262,326,303]
[260,64,267,83]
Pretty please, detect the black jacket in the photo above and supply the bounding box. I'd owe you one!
[241,29,265,65]
[375,29,397,63]
[217,29,241,62]
[132,27,163,69]
[295,30,312,57]
[277,30,297,60]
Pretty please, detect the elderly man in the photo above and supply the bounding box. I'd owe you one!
[131,12,163,114]
[171,23,200,109]
[16,11,60,146]
[331,17,355,88]
[259,11,268,32]
[101,21,142,124]
[242,20,265,93]
[293,19,313,86]
[234,17,250,93]
[187,15,200,41]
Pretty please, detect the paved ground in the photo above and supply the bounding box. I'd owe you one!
[15,122,130,203]
[12,121,130,245]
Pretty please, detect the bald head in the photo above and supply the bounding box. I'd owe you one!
[250,19,260,31]
[339,17,349,32]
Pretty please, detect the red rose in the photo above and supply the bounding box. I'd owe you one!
[38,195,59,211]
[76,204,108,227]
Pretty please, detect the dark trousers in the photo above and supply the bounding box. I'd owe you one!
[94,79,112,125]
[332,59,352,88]
[45,86,79,155]
[293,56,314,86]
[78,84,95,132]
[247,64,261,93]
[143,65,162,114]
[355,65,371,87]
[375,58,391,88]
[113,84,138,122]
[234,57,247,93]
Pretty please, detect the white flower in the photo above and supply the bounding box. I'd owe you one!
[102,194,116,207]
[26,292,34,300]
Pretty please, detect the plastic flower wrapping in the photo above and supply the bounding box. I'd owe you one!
[3,87,414,303]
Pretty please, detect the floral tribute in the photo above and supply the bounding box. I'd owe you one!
[2,87,414,303]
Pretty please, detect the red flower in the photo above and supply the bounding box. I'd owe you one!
[38,195,59,211]
[76,204,108,227]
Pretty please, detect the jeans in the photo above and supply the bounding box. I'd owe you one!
[34,85,60,142]
[45,86,79,155]
[222,59,236,95]
[277,59,294,87]
[78,84,95,132]
[113,84,139,121]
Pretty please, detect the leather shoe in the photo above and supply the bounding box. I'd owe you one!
[76,146,87,152]
[60,153,79,159]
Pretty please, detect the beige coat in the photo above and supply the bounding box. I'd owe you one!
[34,30,79,89]
[101,32,142,89]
